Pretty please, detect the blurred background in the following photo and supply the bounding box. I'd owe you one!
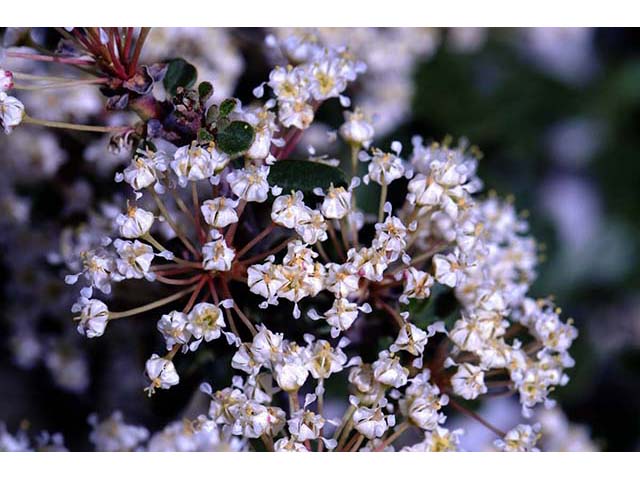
[1,27,639,451]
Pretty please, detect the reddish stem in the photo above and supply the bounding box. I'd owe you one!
[277,128,305,160]
[183,276,207,313]
[236,223,276,259]
[449,399,506,438]
[123,28,134,66]
[6,51,94,65]
[239,236,294,265]
[224,200,247,244]
[128,27,150,77]
[155,273,204,286]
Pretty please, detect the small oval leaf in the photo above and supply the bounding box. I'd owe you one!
[163,58,198,96]
[268,160,348,194]
[216,121,255,155]
[198,81,214,103]
[219,98,238,117]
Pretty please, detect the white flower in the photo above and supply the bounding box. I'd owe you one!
[271,191,311,229]
[250,325,284,364]
[373,214,408,260]
[287,410,325,441]
[243,106,279,161]
[402,427,463,452]
[339,108,374,148]
[88,412,149,452]
[433,251,465,288]
[274,437,308,452]
[348,364,381,398]
[451,363,488,400]
[390,322,429,356]
[495,424,542,452]
[319,184,352,220]
[171,144,227,186]
[449,314,492,351]
[145,354,180,395]
[247,260,286,303]
[307,339,347,380]
[268,65,307,102]
[273,344,309,392]
[319,298,368,338]
[117,149,168,192]
[362,144,405,186]
[309,58,348,101]
[72,296,109,339]
[278,99,315,130]
[353,406,393,439]
[112,239,155,280]
[274,359,309,392]
[202,231,235,271]
[406,156,473,219]
[0,92,25,134]
[401,267,434,303]
[400,372,448,430]
[231,343,261,375]
[227,165,271,203]
[295,209,328,244]
[116,205,155,239]
[65,250,114,294]
[234,401,285,438]
[348,247,388,282]
[0,69,14,92]
[325,262,359,298]
[187,303,225,343]
[157,311,192,351]
[372,351,409,388]
[200,197,239,228]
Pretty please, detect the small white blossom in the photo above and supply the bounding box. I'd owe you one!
[362,144,405,185]
[433,251,466,288]
[72,295,109,339]
[339,108,374,147]
[318,184,353,220]
[200,197,239,228]
[451,363,488,400]
[171,144,227,186]
[157,311,192,351]
[187,303,226,343]
[227,165,272,203]
[145,354,180,395]
[271,191,311,229]
[116,205,155,239]
[88,412,149,452]
[112,239,155,281]
[391,322,430,356]
[116,149,168,192]
[0,92,25,134]
[495,424,542,452]
[202,231,235,271]
[353,406,394,439]
[372,351,409,388]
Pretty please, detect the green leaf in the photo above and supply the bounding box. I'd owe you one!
[216,121,255,155]
[163,58,197,96]
[219,98,238,117]
[198,128,214,144]
[268,160,348,194]
[198,81,214,103]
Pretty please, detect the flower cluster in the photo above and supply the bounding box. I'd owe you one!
[2,29,583,452]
